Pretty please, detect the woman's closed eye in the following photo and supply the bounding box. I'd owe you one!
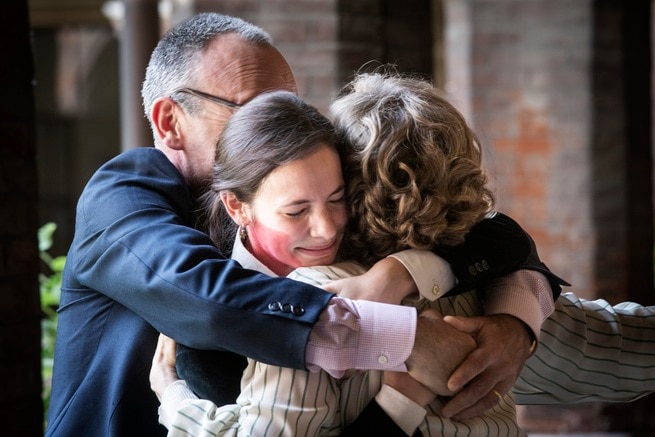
[330,197,345,205]
[281,188,345,218]
[284,208,307,218]
[329,189,346,205]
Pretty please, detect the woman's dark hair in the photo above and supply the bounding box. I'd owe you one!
[198,90,341,254]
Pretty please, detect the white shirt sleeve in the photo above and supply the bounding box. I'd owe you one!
[375,384,426,435]
[158,380,198,430]
[389,249,554,341]
[388,249,457,301]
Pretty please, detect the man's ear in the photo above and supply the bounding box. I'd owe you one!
[220,191,249,225]
[151,97,184,150]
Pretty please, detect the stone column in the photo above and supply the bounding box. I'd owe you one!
[119,0,159,150]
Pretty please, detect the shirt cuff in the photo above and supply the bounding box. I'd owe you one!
[376,384,426,435]
[389,250,457,301]
[355,299,415,371]
[484,270,555,340]
[306,297,416,376]
[158,380,198,429]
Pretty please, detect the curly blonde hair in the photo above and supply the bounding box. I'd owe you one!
[330,72,495,265]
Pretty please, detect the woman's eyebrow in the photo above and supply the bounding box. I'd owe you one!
[330,184,346,196]
[280,185,345,207]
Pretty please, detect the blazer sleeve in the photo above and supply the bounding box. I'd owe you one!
[433,212,569,300]
[64,148,333,369]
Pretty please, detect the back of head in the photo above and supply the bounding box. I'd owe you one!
[199,90,339,253]
[141,13,273,128]
[330,71,494,264]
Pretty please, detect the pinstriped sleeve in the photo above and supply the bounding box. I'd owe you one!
[514,292,655,404]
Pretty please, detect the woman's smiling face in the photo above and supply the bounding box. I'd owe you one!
[241,144,348,276]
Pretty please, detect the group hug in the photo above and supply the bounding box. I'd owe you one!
[45,12,655,437]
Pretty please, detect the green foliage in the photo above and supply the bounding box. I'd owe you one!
[39,222,65,418]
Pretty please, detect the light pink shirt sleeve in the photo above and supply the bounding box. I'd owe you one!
[305,296,416,377]
[483,270,555,339]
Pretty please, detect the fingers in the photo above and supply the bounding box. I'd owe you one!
[149,334,179,402]
[151,333,178,373]
[442,385,508,419]
[408,310,466,396]
[158,334,178,366]
[446,348,487,393]
[439,315,532,419]
[441,359,494,418]
[321,279,343,293]
[419,308,444,321]
[443,315,484,335]
[442,325,516,418]
[442,350,513,419]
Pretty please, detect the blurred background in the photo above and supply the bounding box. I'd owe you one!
[2,0,653,435]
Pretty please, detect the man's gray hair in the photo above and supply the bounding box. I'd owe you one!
[141,13,273,126]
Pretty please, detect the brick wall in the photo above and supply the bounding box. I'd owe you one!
[197,0,433,111]
[464,0,596,297]
[457,0,654,433]
[337,0,433,84]
[198,0,340,113]
[460,0,653,305]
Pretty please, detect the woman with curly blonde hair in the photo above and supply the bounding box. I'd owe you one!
[333,72,495,265]
[314,72,531,435]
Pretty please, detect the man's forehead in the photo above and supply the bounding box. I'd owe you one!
[200,35,297,103]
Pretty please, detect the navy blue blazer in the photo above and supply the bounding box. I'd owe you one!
[45,148,333,436]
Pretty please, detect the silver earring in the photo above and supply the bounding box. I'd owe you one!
[240,226,248,244]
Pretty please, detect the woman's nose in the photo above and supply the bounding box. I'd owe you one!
[310,210,338,239]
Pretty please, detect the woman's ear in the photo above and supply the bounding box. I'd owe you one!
[220,191,249,225]
[151,97,184,150]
